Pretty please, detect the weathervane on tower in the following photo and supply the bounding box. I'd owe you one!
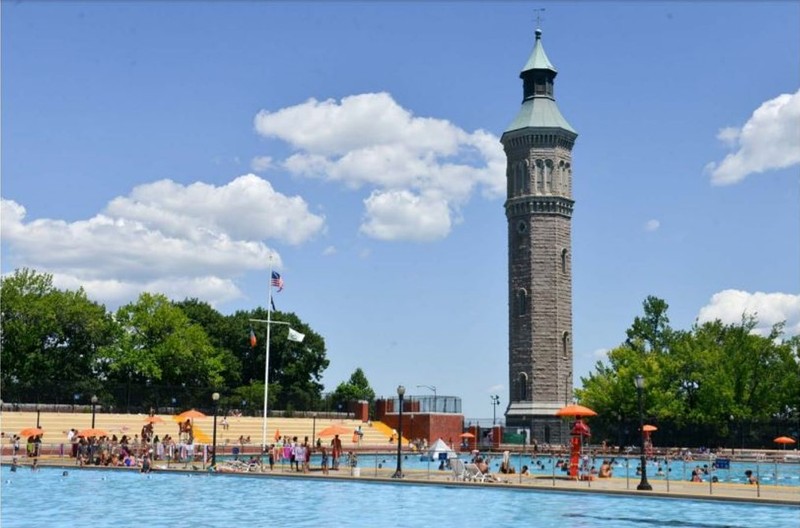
[533,8,546,30]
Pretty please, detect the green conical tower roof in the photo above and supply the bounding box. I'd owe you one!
[504,28,576,135]
[522,28,557,73]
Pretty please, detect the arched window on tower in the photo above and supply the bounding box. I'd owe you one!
[561,248,568,274]
[516,289,528,316]
[523,159,530,193]
[565,163,572,193]
[518,372,528,401]
[562,331,570,358]
[558,160,565,193]
[545,159,554,193]
[535,159,544,194]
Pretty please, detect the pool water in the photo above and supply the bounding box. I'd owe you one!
[1,467,797,528]
[237,452,800,486]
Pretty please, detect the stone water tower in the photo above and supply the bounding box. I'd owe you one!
[502,28,577,445]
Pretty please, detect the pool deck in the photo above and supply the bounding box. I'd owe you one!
[9,456,799,506]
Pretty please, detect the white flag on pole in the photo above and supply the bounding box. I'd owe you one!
[287,328,306,343]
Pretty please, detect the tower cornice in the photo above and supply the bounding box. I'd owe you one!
[504,195,574,219]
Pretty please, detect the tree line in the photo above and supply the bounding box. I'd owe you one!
[576,296,800,448]
[1,269,374,414]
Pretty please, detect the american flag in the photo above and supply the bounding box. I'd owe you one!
[271,271,284,292]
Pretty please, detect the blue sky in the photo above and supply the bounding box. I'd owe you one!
[3,2,799,421]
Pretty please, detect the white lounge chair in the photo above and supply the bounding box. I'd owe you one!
[451,458,468,481]
[464,463,487,482]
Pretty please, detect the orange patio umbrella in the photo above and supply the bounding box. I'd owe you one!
[143,416,164,424]
[774,436,796,449]
[555,404,597,418]
[459,432,475,439]
[20,427,44,437]
[317,424,351,437]
[177,409,206,419]
[643,425,658,432]
[78,428,109,438]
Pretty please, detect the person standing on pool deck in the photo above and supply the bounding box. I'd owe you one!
[331,435,343,470]
[320,446,329,475]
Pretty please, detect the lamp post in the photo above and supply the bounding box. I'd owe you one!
[211,392,220,467]
[91,395,98,428]
[564,370,573,405]
[312,412,317,443]
[729,414,735,455]
[491,395,501,426]
[393,385,405,478]
[634,375,652,491]
[416,385,436,412]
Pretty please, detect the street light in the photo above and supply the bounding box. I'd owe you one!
[416,385,436,412]
[491,395,501,426]
[729,414,735,456]
[211,392,220,467]
[393,385,405,478]
[634,375,652,491]
[91,395,98,428]
[312,412,317,443]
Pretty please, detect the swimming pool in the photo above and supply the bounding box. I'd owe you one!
[1,467,797,528]
[235,451,800,486]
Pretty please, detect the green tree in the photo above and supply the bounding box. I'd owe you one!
[0,268,117,403]
[577,295,799,447]
[174,298,242,388]
[221,307,329,412]
[105,293,226,407]
[330,368,376,409]
[625,295,673,354]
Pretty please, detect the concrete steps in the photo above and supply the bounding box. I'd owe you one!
[1,411,393,449]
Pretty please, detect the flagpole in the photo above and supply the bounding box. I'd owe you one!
[262,259,273,452]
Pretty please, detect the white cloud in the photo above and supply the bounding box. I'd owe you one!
[250,156,273,172]
[697,289,800,336]
[359,190,452,242]
[105,174,324,245]
[52,273,243,308]
[592,348,609,361]
[254,92,505,241]
[0,175,325,307]
[706,88,800,185]
[322,245,337,256]
[644,219,660,232]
